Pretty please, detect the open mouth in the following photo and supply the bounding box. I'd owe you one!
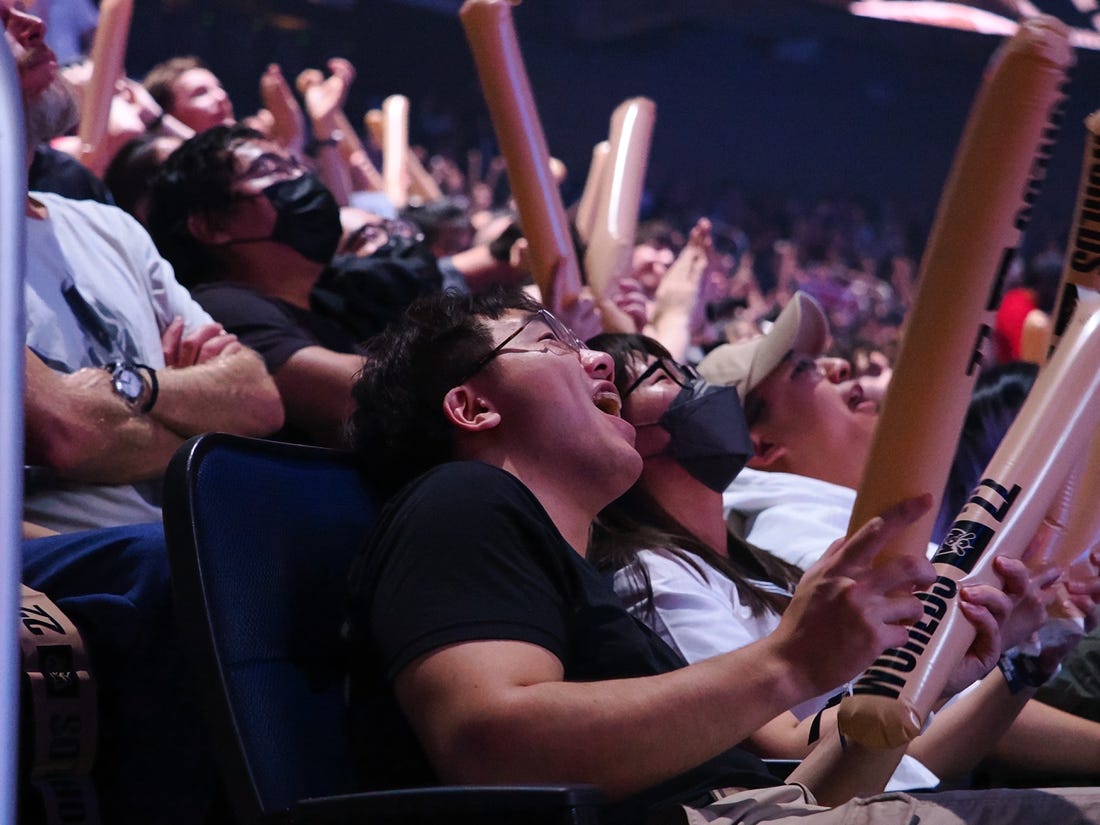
[847,383,865,412]
[593,390,622,417]
[847,382,877,413]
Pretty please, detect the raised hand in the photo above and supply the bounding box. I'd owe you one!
[773,494,936,697]
[259,63,306,156]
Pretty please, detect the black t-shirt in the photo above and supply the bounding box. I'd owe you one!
[29,145,114,205]
[191,281,363,445]
[344,461,776,824]
[311,246,444,343]
[192,281,363,373]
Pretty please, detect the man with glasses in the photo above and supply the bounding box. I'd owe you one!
[147,124,526,446]
[341,289,1100,824]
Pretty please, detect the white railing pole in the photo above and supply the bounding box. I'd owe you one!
[0,38,26,825]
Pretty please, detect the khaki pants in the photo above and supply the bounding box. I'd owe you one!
[673,783,1100,824]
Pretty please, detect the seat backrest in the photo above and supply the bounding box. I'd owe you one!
[163,433,380,823]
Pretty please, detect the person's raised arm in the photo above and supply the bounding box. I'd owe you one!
[297,60,357,206]
[393,496,934,800]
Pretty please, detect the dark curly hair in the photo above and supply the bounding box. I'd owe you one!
[145,124,265,287]
[349,288,544,495]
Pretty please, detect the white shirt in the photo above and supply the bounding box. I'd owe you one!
[23,193,213,532]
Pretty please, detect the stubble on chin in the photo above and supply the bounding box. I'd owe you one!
[24,75,78,154]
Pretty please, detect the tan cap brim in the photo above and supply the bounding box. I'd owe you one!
[697,291,829,399]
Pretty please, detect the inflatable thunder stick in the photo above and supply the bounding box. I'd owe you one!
[575,141,610,246]
[838,17,1072,748]
[1030,111,1100,579]
[1049,112,1100,355]
[333,111,384,191]
[79,0,133,158]
[845,17,1072,565]
[583,98,656,298]
[460,0,582,307]
[1019,310,1053,364]
[839,291,1100,748]
[382,95,410,210]
[364,108,384,151]
[407,152,444,204]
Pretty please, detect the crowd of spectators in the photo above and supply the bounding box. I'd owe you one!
[8,1,1098,823]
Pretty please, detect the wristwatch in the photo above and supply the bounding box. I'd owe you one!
[106,362,158,413]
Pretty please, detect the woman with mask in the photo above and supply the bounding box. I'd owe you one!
[587,332,1088,790]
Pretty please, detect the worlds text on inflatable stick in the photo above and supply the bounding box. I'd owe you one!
[1049,112,1100,356]
[841,290,1100,747]
[78,0,133,164]
[382,94,409,210]
[583,98,656,298]
[460,0,582,308]
[838,17,1073,748]
[575,141,610,246]
[844,16,1071,570]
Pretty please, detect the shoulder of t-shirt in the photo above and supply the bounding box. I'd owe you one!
[408,460,539,509]
[31,190,143,236]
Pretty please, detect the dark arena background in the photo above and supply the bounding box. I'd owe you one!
[119,0,1100,253]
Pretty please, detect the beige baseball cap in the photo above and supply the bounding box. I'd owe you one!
[697,291,829,399]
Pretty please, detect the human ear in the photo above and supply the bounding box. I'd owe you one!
[442,385,501,433]
[746,432,786,471]
[186,211,233,245]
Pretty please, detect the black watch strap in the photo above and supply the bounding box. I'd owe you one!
[135,363,158,413]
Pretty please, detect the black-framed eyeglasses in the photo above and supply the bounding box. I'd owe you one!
[623,357,700,398]
[231,152,307,189]
[349,217,425,247]
[461,309,586,382]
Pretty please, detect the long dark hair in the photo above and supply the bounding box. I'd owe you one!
[586,332,803,619]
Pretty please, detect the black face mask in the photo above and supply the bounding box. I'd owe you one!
[657,379,753,493]
[227,174,342,264]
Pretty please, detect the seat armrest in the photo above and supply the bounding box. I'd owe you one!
[291,784,605,824]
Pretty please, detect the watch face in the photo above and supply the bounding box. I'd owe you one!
[112,365,145,403]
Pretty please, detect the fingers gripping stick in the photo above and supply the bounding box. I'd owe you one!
[838,17,1073,748]
[840,292,1100,747]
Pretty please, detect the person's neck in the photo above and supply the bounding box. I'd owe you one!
[502,459,600,556]
[638,457,727,556]
[222,249,325,310]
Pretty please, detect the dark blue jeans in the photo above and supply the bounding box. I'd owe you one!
[22,523,220,825]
